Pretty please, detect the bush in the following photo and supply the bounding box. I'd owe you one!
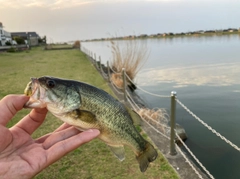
[7,47,17,53]
[14,36,25,45]
[110,40,149,80]
[72,40,80,48]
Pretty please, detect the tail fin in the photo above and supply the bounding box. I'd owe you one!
[136,142,158,172]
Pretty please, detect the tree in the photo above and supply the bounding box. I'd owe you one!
[14,36,25,45]
[38,35,46,44]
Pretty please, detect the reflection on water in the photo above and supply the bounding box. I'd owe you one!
[138,62,240,87]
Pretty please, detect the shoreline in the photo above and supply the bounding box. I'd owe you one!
[82,28,240,42]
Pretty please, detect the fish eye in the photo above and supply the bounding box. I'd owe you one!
[46,80,55,88]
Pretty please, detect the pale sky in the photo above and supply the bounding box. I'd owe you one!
[0,0,239,42]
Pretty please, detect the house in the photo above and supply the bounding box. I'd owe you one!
[28,32,40,46]
[11,31,40,46]
[0,22,12,46]
[138,34,148,38]
[227,28,238,32]
[195,30,205,34]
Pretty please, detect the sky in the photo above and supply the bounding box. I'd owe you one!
[0,0,239,42]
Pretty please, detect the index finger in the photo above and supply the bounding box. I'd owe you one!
[0,95,29,126]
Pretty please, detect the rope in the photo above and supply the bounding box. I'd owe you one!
[127,96,139,111]
[102,72,109,80]
[109,79,124,95]
[126,91,141,110]
[126,90,170,129]
[127,97,170,140]
[109,64,119,74]
[124,71,170,98]
[175,133,215,179]
[137,85,170,98]
[127,92,170,131]
[100,66,109,79]
[176,98,240,152]
[127,86,213,179]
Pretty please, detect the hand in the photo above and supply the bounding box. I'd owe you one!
[0,95,100,179]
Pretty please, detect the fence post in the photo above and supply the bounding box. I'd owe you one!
[99,56,102,70]
[122,68,127,102]
[170,91,177,156]
[107,61,110,82]
[94,53,98,68]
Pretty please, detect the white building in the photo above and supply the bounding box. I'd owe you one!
[0,22,12,46]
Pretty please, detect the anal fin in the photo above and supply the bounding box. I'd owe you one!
[108,145,125,161]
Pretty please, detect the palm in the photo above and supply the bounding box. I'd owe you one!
[0,128,46,179]
[0,95,100,179]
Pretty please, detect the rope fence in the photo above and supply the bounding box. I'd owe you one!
[176,98,240,152]
[81,47,240,179]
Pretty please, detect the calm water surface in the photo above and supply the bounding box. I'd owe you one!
[82,35,240,179]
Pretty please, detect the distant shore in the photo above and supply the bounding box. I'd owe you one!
[82,27,240,42]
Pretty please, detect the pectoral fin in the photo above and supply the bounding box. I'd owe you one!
[108,145,125,161]
[70,109,97,124]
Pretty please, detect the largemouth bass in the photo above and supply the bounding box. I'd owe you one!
[24,76,158,172]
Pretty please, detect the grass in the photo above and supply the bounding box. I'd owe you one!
[0,47,179,179]
[45,44,73,50]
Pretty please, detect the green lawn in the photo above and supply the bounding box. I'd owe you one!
[0,47,179,179]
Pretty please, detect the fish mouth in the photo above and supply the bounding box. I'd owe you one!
[30,77,40,96]
[24,77,39,96]
[24,77,47,108]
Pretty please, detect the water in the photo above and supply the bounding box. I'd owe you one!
[82,35,240,179]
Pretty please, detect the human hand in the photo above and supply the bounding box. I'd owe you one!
[0,95,100,179]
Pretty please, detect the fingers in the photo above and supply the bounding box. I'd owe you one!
[0,95,29,126]
[54,123,72,132]
[42,126,80,149]
[35,123,72,143]
[0,126,12,152]
[45,129,100,166]
[14,108,48,135]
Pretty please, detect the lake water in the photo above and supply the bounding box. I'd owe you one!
[82,35,240,179]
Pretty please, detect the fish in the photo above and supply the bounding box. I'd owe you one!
[24,76,158,172]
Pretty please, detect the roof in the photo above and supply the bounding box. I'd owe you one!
[11,32,40,38]
[27,32,40,37]
[11,32,28,37]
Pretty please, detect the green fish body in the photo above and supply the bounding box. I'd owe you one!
[24,76,158,172]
